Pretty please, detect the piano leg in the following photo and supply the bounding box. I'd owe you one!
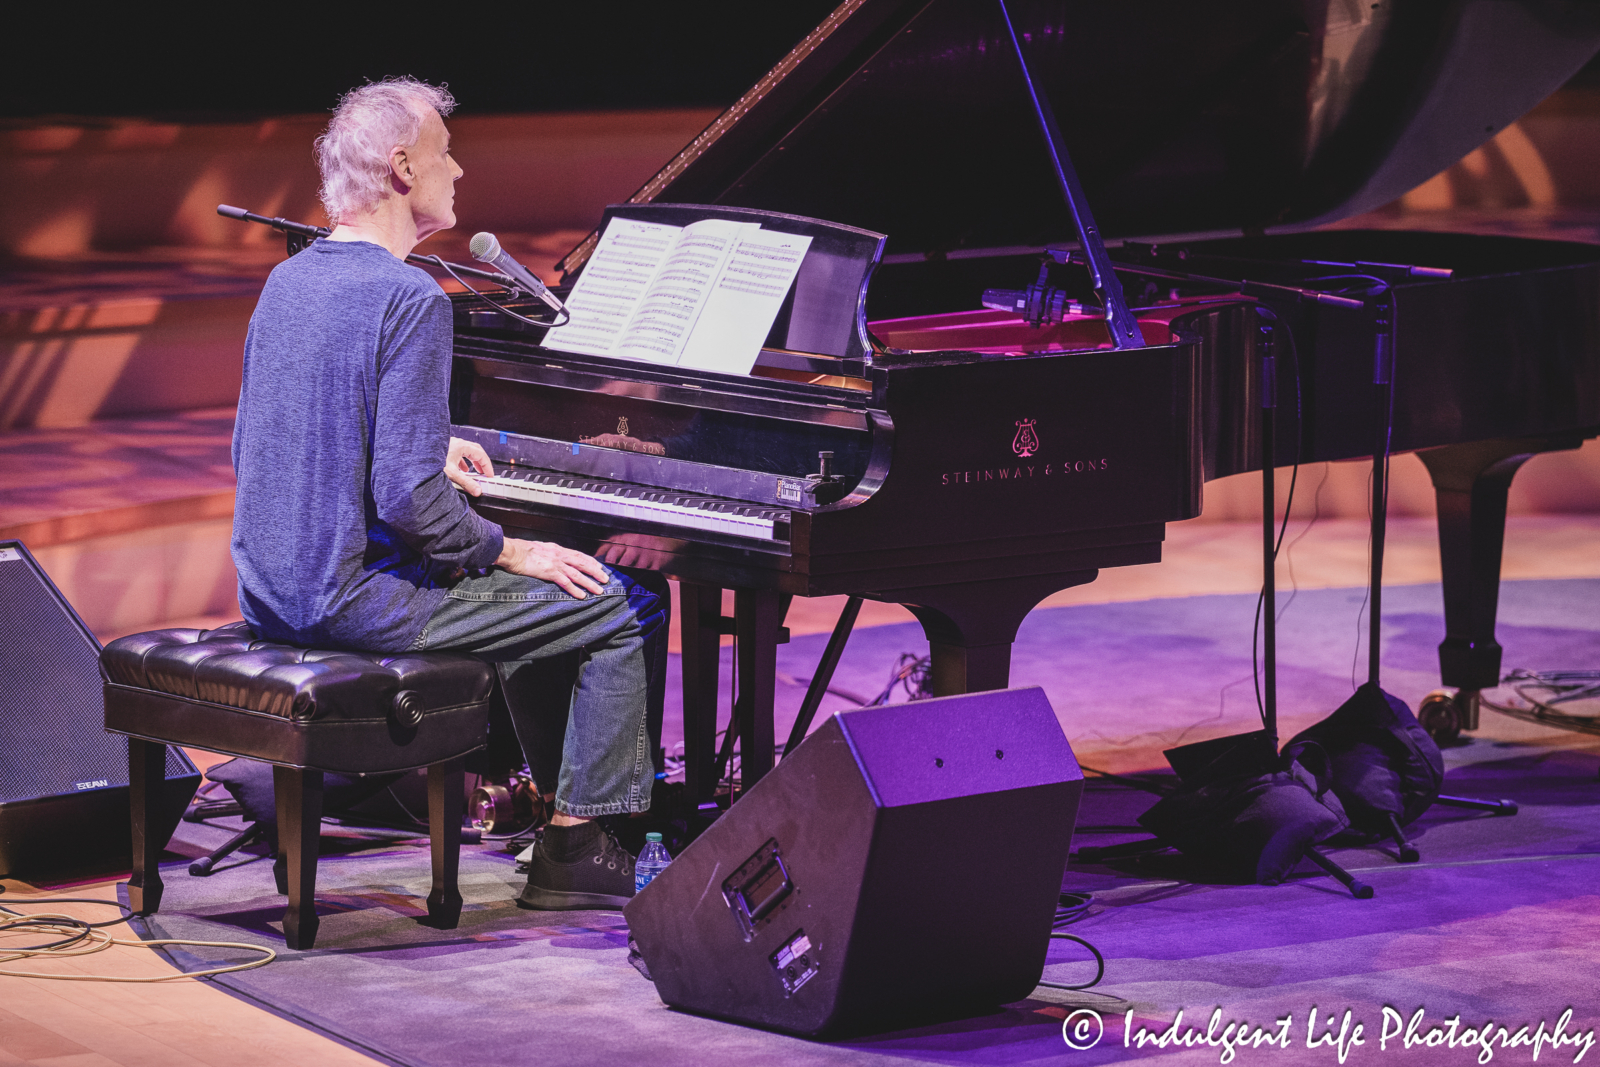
[900,572,1098,696]
[1418,435,1584,731]
[679,582,723,806]
[734,589,783,793]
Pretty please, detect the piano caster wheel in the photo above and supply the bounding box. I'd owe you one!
[1419,690,1462,745]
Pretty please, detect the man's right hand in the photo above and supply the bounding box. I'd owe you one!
[495,537,611,599]
[445,436,494,496]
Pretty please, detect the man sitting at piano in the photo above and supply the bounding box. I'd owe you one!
[230,76,662,911]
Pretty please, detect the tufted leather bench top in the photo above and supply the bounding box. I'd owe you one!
[102,622,495,773]
[103,622,495,722]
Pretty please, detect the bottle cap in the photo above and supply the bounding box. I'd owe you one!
[645,832,663,842]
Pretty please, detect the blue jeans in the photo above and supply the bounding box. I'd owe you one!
[412,568,665,817]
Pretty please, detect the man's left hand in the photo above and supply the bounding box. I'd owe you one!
[445,437,494,496]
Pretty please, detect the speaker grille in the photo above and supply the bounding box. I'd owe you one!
[0,544,187,803]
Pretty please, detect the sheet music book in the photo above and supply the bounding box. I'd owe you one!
[542,216,813,375]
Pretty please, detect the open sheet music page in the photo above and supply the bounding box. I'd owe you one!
[612,218,756,365]
[543,214,814,374]
[677,228,813,374]
[541,218,679,357]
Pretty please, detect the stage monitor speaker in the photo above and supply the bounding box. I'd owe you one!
[625,686,1083,1037]
[0,540,199,879]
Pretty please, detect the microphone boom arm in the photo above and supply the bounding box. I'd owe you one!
[1087,253,1367,309]
[216,205,517,287]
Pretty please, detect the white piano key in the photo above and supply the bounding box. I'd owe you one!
[469,472,787,541]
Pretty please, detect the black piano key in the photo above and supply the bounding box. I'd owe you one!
[480,467,788,536]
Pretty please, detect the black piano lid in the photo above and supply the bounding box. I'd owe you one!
[560,0,1600,270]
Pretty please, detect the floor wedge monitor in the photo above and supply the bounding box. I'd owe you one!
[0,541,199,878]
[624,686,1083,1037]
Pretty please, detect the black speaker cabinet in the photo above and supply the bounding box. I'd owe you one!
[0,540,199,879]
[625,686,1083,1037]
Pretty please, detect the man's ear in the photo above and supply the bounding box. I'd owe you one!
[388,144,413,193]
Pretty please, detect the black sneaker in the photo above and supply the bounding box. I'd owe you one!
[517,820,636,911]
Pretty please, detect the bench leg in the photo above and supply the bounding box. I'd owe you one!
[126,738,166,915]
[274,765,323,950]
[426,757,464,929]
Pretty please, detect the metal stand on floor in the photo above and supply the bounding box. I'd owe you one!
[1253,310,1366,893]
[701,592,867,805]
[784,596,864,756]
[1077,311,1369,899]
[1361,297,1518,831]
[188,822,269,877]
[1363,296,1425,863]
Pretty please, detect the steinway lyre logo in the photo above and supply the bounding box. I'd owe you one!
[617,416,629,436]
[1012,419,1040,458]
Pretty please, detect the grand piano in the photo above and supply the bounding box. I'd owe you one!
[448,0,1600,801]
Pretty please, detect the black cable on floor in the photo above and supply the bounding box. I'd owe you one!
[1038,933,1106,991]
[1054,890,1094,926]
[1,915,95,952]
[0,895,134,929]
[1039,892,1105,990]
[1078,765,1173,795]
[0,895,277,982]
[1,895,134,952]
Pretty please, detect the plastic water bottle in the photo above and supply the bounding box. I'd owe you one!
[635,832,671,893]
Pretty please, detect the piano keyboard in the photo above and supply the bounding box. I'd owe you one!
[469,469,792,541]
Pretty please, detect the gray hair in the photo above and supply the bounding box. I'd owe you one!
[315,77,457,224]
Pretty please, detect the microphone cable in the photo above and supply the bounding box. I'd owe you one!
[1250,305,1304,730]
[1300,275,1397,692]
[1038,892,1105,991]
[0,889,276,982]
[419,255,571,330]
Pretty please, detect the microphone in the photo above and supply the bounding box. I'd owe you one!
[1303,258,1452,280]
[469,232,564,313]
[981,286,1093,325]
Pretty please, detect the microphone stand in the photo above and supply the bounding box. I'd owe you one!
[1069,266,1378,896]
[1368,295,1394,693]
[216,205,516,287]
[1257,307,1368,892]
[1363,295,1517,831]
[1096,256,1366,311]
[1258,309,1279,753]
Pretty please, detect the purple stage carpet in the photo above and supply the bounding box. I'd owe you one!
[136,581,1600,1066]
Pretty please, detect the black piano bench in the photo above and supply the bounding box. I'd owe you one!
[100,622,495,950]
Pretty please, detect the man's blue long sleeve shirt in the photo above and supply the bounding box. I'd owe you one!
[231,239,503,651]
